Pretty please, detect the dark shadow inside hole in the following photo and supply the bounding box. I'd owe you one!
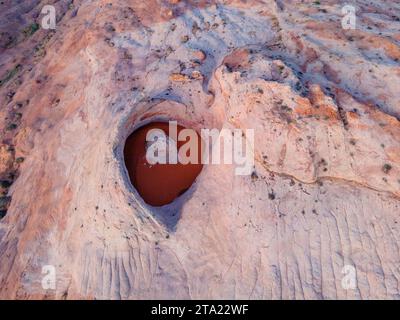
[150,186,197,231]
[178,188,189,197]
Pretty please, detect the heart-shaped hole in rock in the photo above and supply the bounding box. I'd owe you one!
[124,121,203,207]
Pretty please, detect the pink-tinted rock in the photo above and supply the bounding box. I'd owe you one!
[0,0,400,300]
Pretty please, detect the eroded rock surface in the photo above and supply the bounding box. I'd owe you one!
[0,0,400,299]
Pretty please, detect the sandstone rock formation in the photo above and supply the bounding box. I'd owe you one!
[0,0,400,299]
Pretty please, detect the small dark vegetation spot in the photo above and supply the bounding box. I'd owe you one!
[0,64,22,87]
[382,163,392,174]
[22,23,39,37]
[15,157,25,163]
[268,191,276,200]
[6,123,17,130]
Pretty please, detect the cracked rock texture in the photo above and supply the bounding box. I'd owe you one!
[0,0,400,299]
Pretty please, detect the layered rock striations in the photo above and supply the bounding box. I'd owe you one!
[0,0,399,299]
